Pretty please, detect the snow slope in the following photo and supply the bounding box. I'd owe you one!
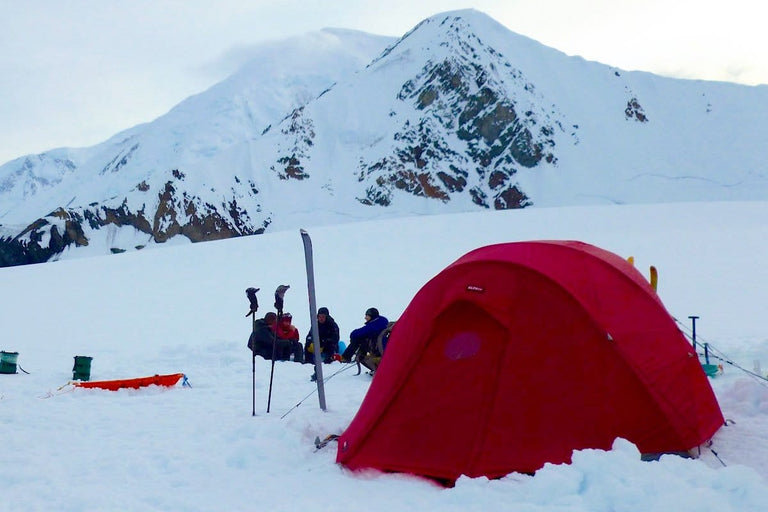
[1,202,767,511]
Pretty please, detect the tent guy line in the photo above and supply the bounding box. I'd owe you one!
[280,362,358,419]
[672,317,768,386]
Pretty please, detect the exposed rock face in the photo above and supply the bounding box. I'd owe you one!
[0,209,87,267]
[270,108,313,181]
[258,16,561,215]
[0,177,269,266]
[356,49,555,209]
[344,15,565,211]
[625,97,648,122]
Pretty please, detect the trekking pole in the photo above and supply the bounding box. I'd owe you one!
[267,285,290,413]
[689,315,699,352]
[252,316,257,416]
[267,316,279,413]
[245,287,260,417]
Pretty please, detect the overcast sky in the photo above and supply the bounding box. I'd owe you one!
[1,0,765,165]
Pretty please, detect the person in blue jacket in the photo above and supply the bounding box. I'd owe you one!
[340,307,389,363]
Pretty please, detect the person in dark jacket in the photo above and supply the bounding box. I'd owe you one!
[247,312,278,360]
[340,307,389,363]
[304,306,341,364]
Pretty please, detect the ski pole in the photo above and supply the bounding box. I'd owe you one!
[267,320,278,413]
[252,314,257,416]
[267,285,289,413]
[245,287,260,416]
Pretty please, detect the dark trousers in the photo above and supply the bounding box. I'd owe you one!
[342,337,371,361]
[278,340,304,363]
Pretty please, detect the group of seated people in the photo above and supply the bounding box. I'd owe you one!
[247,306,389,365]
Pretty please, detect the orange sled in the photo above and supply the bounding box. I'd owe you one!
[74,373,185,391]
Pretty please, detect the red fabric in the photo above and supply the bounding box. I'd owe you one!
[274,319,299,341]
[74,373,184,391]
[336,241,723,482]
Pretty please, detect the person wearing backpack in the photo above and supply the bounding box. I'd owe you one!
[304,306,340,364]
[340,307,389,363]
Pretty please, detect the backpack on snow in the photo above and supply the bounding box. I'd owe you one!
[356,321,396,375]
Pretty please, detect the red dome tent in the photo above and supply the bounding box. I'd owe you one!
[336,241,723,483]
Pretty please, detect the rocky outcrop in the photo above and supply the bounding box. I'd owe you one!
[0,208,86,266]
[356,51,554,209]
[625,97,648,122]
[270,108,314,180]
[0,176,269,266]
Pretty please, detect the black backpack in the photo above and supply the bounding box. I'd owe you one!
[356,321,396,374]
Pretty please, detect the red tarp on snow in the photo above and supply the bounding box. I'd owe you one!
[336,241,724,483]
[74,373,184,391]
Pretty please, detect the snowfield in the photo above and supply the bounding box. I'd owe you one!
[1,201,767,511]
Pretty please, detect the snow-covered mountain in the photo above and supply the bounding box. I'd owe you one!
[1,9,767,266]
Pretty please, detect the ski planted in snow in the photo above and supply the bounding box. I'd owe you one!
[301,229,327,411]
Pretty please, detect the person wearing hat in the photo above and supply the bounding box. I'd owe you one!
[274,312,303,363]
[340,307,389,363]
[304,306,341,364]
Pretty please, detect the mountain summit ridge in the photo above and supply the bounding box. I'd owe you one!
[1,9,767,266]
